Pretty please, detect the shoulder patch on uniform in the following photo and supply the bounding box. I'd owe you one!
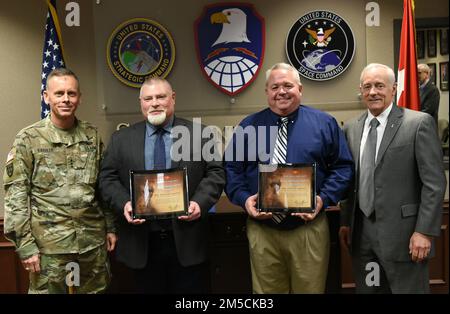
[6,163,13,177]
[6,148,15,163]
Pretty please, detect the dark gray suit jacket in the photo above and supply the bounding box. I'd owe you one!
[341,105,446,261]
[99,117,225,268]
[420,80,440,125]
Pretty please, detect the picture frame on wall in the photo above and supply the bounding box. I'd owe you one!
[440,28,448,55]
[439,62,448,91]
[427,30,437,57]
[427,63,436,84]
[416,30,425,59]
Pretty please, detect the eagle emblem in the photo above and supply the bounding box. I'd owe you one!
[305,27,336,47]
[195,3,265,96]
[286,10,355,81]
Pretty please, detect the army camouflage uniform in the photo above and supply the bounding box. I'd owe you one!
[3,116,116,294]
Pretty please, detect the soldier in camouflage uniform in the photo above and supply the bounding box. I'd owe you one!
[3,68,117,294]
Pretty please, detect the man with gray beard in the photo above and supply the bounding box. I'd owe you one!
[99,78,225,293]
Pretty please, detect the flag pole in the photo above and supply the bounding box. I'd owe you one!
[40,0,67,118]
[46,0,67,62]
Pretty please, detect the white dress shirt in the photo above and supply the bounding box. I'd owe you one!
[359,103,393,164]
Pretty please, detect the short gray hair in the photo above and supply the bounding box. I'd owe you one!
[418,63,430,74]
[360,63,396,86]
[265,63,301,86]
[139,77,173,98]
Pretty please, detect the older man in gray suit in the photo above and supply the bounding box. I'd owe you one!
[339,63,446,293]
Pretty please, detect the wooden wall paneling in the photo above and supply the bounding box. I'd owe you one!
[0,218,28,293]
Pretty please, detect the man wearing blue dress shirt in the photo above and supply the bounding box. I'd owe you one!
[224,62,353,293]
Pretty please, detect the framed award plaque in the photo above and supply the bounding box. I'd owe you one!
[258,163,316,213]
[130,167,189,219]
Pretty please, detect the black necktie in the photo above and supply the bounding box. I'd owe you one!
[154,128,166,170]
[359,118,380,217]
[271,117,289,224]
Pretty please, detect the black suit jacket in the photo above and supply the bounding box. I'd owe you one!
[99,117,225,268]
[420,80,440,125]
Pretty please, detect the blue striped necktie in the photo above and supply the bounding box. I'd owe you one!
[271,117,289,224]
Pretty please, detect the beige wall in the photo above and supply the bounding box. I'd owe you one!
[0,0,448,215]
[91,0,369,132]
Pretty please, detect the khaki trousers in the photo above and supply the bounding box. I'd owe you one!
[247,213,329,293]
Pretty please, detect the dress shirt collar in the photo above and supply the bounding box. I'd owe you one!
[366,103,392,128]
[146,115,174,136]
[420,78,430,90]
[268,106,299,126]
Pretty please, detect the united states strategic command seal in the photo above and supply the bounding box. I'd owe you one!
[286,10,355,81]
[107,18,176,88]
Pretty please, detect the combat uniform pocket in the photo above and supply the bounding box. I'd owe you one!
[72,152,89,169]
[72,150,97,184]
[32,152,64,189]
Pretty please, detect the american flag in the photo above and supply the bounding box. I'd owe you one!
[40,0,66,119]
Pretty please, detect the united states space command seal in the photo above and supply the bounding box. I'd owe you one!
[194,3,265,96]
[107,18,176,88]
[286,10,355,81]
